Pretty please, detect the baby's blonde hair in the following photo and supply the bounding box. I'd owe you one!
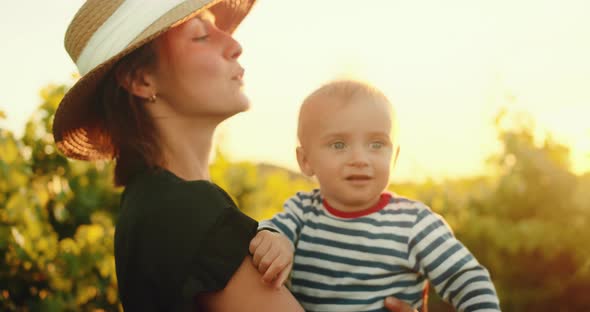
[297,79,399,147]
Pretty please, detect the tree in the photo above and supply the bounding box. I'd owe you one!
[459,111,590,311]
[1,85,120,311]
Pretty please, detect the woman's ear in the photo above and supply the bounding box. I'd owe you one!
[116,67,157,100]
[296,146,314,177]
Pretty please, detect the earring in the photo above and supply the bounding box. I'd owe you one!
[148,94,157,102]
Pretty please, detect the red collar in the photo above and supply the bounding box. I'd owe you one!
[323,193,392,218]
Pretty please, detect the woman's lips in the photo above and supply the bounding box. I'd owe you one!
[232,68,244,80]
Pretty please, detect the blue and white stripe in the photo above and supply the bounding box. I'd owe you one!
[259,190,500,312]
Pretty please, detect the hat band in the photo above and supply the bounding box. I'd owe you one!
[76,0,187,75]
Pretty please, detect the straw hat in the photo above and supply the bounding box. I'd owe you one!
[53,0,256,161]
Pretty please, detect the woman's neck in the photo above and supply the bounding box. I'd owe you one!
[154,116,218,181]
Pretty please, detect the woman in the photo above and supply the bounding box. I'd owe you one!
[53,0,418,311]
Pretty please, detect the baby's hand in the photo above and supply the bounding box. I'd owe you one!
[249,230,294,289]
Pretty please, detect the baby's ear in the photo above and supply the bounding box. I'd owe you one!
[392,145,400,167]
[296,146,314,176]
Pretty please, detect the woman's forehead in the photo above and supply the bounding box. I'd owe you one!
[197,9,216,24]
[167,9,215,37]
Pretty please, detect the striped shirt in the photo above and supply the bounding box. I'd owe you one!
[259,190,500,312]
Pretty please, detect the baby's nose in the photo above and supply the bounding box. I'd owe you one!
[348,149,369,167]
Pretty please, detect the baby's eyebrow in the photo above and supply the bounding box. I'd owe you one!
[367,131,391,138]
[320,132,349,140]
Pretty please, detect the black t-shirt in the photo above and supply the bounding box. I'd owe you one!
[114,168,258,311]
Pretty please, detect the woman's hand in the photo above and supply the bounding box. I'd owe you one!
[249,230,294,289]
[384,297,419,312]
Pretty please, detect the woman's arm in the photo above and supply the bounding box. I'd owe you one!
[384,297,419,312]
[198,256,304,312]
[198,257,418,312]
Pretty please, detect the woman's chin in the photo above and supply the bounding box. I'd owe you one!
[234,95,251,112]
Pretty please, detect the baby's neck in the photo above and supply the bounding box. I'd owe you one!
[323,193,391,218]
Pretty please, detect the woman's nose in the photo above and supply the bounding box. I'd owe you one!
[224,36,242,60]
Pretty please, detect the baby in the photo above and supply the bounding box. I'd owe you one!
[251,80,500,311]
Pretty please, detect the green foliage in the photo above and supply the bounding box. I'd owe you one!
[209,146,316,221]
[1,85,120,311]
[462,113,590,311]
[1,85,589,311]
[416,112,590,311]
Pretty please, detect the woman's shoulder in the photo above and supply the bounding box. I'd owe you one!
[120,168,235,228]
[127,168,229,205]
[127,167,215,192]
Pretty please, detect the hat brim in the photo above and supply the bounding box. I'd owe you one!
[53,0,256,161]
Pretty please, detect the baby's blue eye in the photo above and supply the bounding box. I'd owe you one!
[331,142,346,150]
[370,142,384,149]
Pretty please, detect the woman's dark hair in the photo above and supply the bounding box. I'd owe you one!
[99,43,162,187]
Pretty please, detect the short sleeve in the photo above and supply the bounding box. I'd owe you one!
[120,172,258,312]
[183,204,258,298]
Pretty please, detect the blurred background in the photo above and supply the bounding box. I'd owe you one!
[1,0,589,311]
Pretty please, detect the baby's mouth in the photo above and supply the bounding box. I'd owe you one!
[346,175,372,181]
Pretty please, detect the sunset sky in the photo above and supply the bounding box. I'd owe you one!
[1,0,589,182]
